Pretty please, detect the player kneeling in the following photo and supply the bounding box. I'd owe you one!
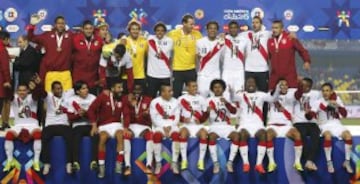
[88,81,126,178]
[122,84,153,175]
[266,79,303,172]
[307,83,353,174]
[178,81,209,171]
[150,85,181,174]
[3,81,42,172]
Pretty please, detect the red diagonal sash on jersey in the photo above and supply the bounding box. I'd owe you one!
[155,103,175,120]
[248,32,268,62]
[148,39,171,70]
[200,43,222,71]
[275,101,292,121]
[72,101,82,112]
[243,94,263,121]
[209,100,231,124]
[319,103,327,111]
[225,38,244,62]
[180,99,202,121]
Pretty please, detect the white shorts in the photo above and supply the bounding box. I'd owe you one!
[180,124,208,138]
[266,124,293,137]
[237,123,265,137]
[99,123,123,138]
[209,124,236,138]
[153,125,179,137]
[222,72,245,101]
[129,124,151,138]
[197,74,219,98]
[320,122,347,138]
[11,123,41,135]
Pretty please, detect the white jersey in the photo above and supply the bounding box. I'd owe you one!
[66,94,96,128]
[293,90,321,123]
[223,34,246,72]
[44,92,71,127]
[150,97,180,128]
[241,30,272,72]
[178,93,207,124]
[268,89,297,126]
[147,35,173,78]
[312,97,346,125]
[207,96,236,125]
[99,52,133,77]
[12,94,38,126]
[196,37,224,77]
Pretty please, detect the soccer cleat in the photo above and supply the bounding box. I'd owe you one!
[115,162,123,174]
[213,162,220,174]
[267,162,277,173]
[293,162,304,172]
[3,159,15,172]
[197,160,205,171]
[124,166,131,176]
[343,160,354,173]
[305,160,317,171]
[154,162,162,175]
[72,162,80,172]
[327,161,335,173]
[255,164,266,174]
[33,160,41,172]
[43,164,51,175]
[226,161,234,173]
[90,161,98,170]
[171,162,179,174]
[66,163,73,174]
[181,160,188,170]
[243,163,250,173]
[98,164,105,178]
[144,165,152,174]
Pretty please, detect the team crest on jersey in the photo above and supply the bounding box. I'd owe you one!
[94,40,99,46]
[4,8,18,22]
[117,102,122,108]
[80,41,84,45]
[106,102,110,106]
[142,104,147,109]
[281,39,287,44]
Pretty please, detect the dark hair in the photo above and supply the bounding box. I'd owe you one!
[186,80,197,86]
[73,80,88,95]
[127,21,141,32]
[153,22,167,32]
[160,84,171,93]
[111,80,123,88]
[113,44,126,58]
[206,21,219,30]
[18,35,28,41]
[82,20,93,27]
[117,32,126,39]
[246,76,257,86]
[321,82,333,90]
[252,16,263,24]
[182,14,194,24]
[210,79,226,91]
[272,20,284,27]
[17,83,28,89]
[302,77,313,87]
[51,81,62,90]
[0,31,10,40]
[277,77,287,83]
[54,16,65,23]
[228,20,239,28]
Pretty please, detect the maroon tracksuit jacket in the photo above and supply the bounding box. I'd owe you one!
[0,41,11,98]
[123,95,152,128]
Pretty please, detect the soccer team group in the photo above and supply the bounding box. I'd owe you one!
[0,13,354,179]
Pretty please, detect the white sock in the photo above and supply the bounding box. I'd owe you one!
[239,145,249,164]
[33,139,42,162]
[180,141,188,162]
[124,139,131,167]
[324,146,332,161]
[146,140,154,166]
[4,140,14,161]
[198,142,207,161]
[209,144,218,163]
[228,143,238,162]
[172,141,180,163]
[256,145,266,165]
[345,143,352,161]
[154,143,162,162]
[267,147,275,164]
[294,146,303,164]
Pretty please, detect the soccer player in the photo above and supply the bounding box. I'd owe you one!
[178,80,209,171]
[123,84,153,175]
[147,22,173,98]
[267,20,311,90]
[168,14,202,98]
[150,85,180,174]
[223,21,246,100]
[234,77,280,174]
[293,78,321,171]
[125,21,148,92]
[72,20,103,95]
[27,15,73,92]
[99,44,134,91]
[306,83,353,173]
[3,81,42,172]
[266,78,303,172]
[66,81,97,171]
[196,21,224,98]
[206,79,238,174]
[88,81,126,178]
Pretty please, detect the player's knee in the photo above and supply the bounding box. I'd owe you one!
[266,129,275,140]
[343,131,352,141]
[124,131,133,140]
[5,131,15,141]
[208,133,217,141]
[99,132,109,142]
[323,131,332,140]
[153,132,163,143]
[180,128,188,138]
[256,130,267,141]
[230,132,240,141]
[32,131,42,140]
[239,130,249,140]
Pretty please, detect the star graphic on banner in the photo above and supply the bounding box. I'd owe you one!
[77,0,116,26]
[322,0,360,38]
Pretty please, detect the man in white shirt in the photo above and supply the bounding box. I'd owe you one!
[147,22,173,97]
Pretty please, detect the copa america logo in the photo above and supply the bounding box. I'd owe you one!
[4,7,18,22]
[129,8,148,25]
[251,7,264,19]
[284,9,294,21]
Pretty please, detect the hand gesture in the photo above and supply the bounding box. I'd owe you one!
[30,14,41,25]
